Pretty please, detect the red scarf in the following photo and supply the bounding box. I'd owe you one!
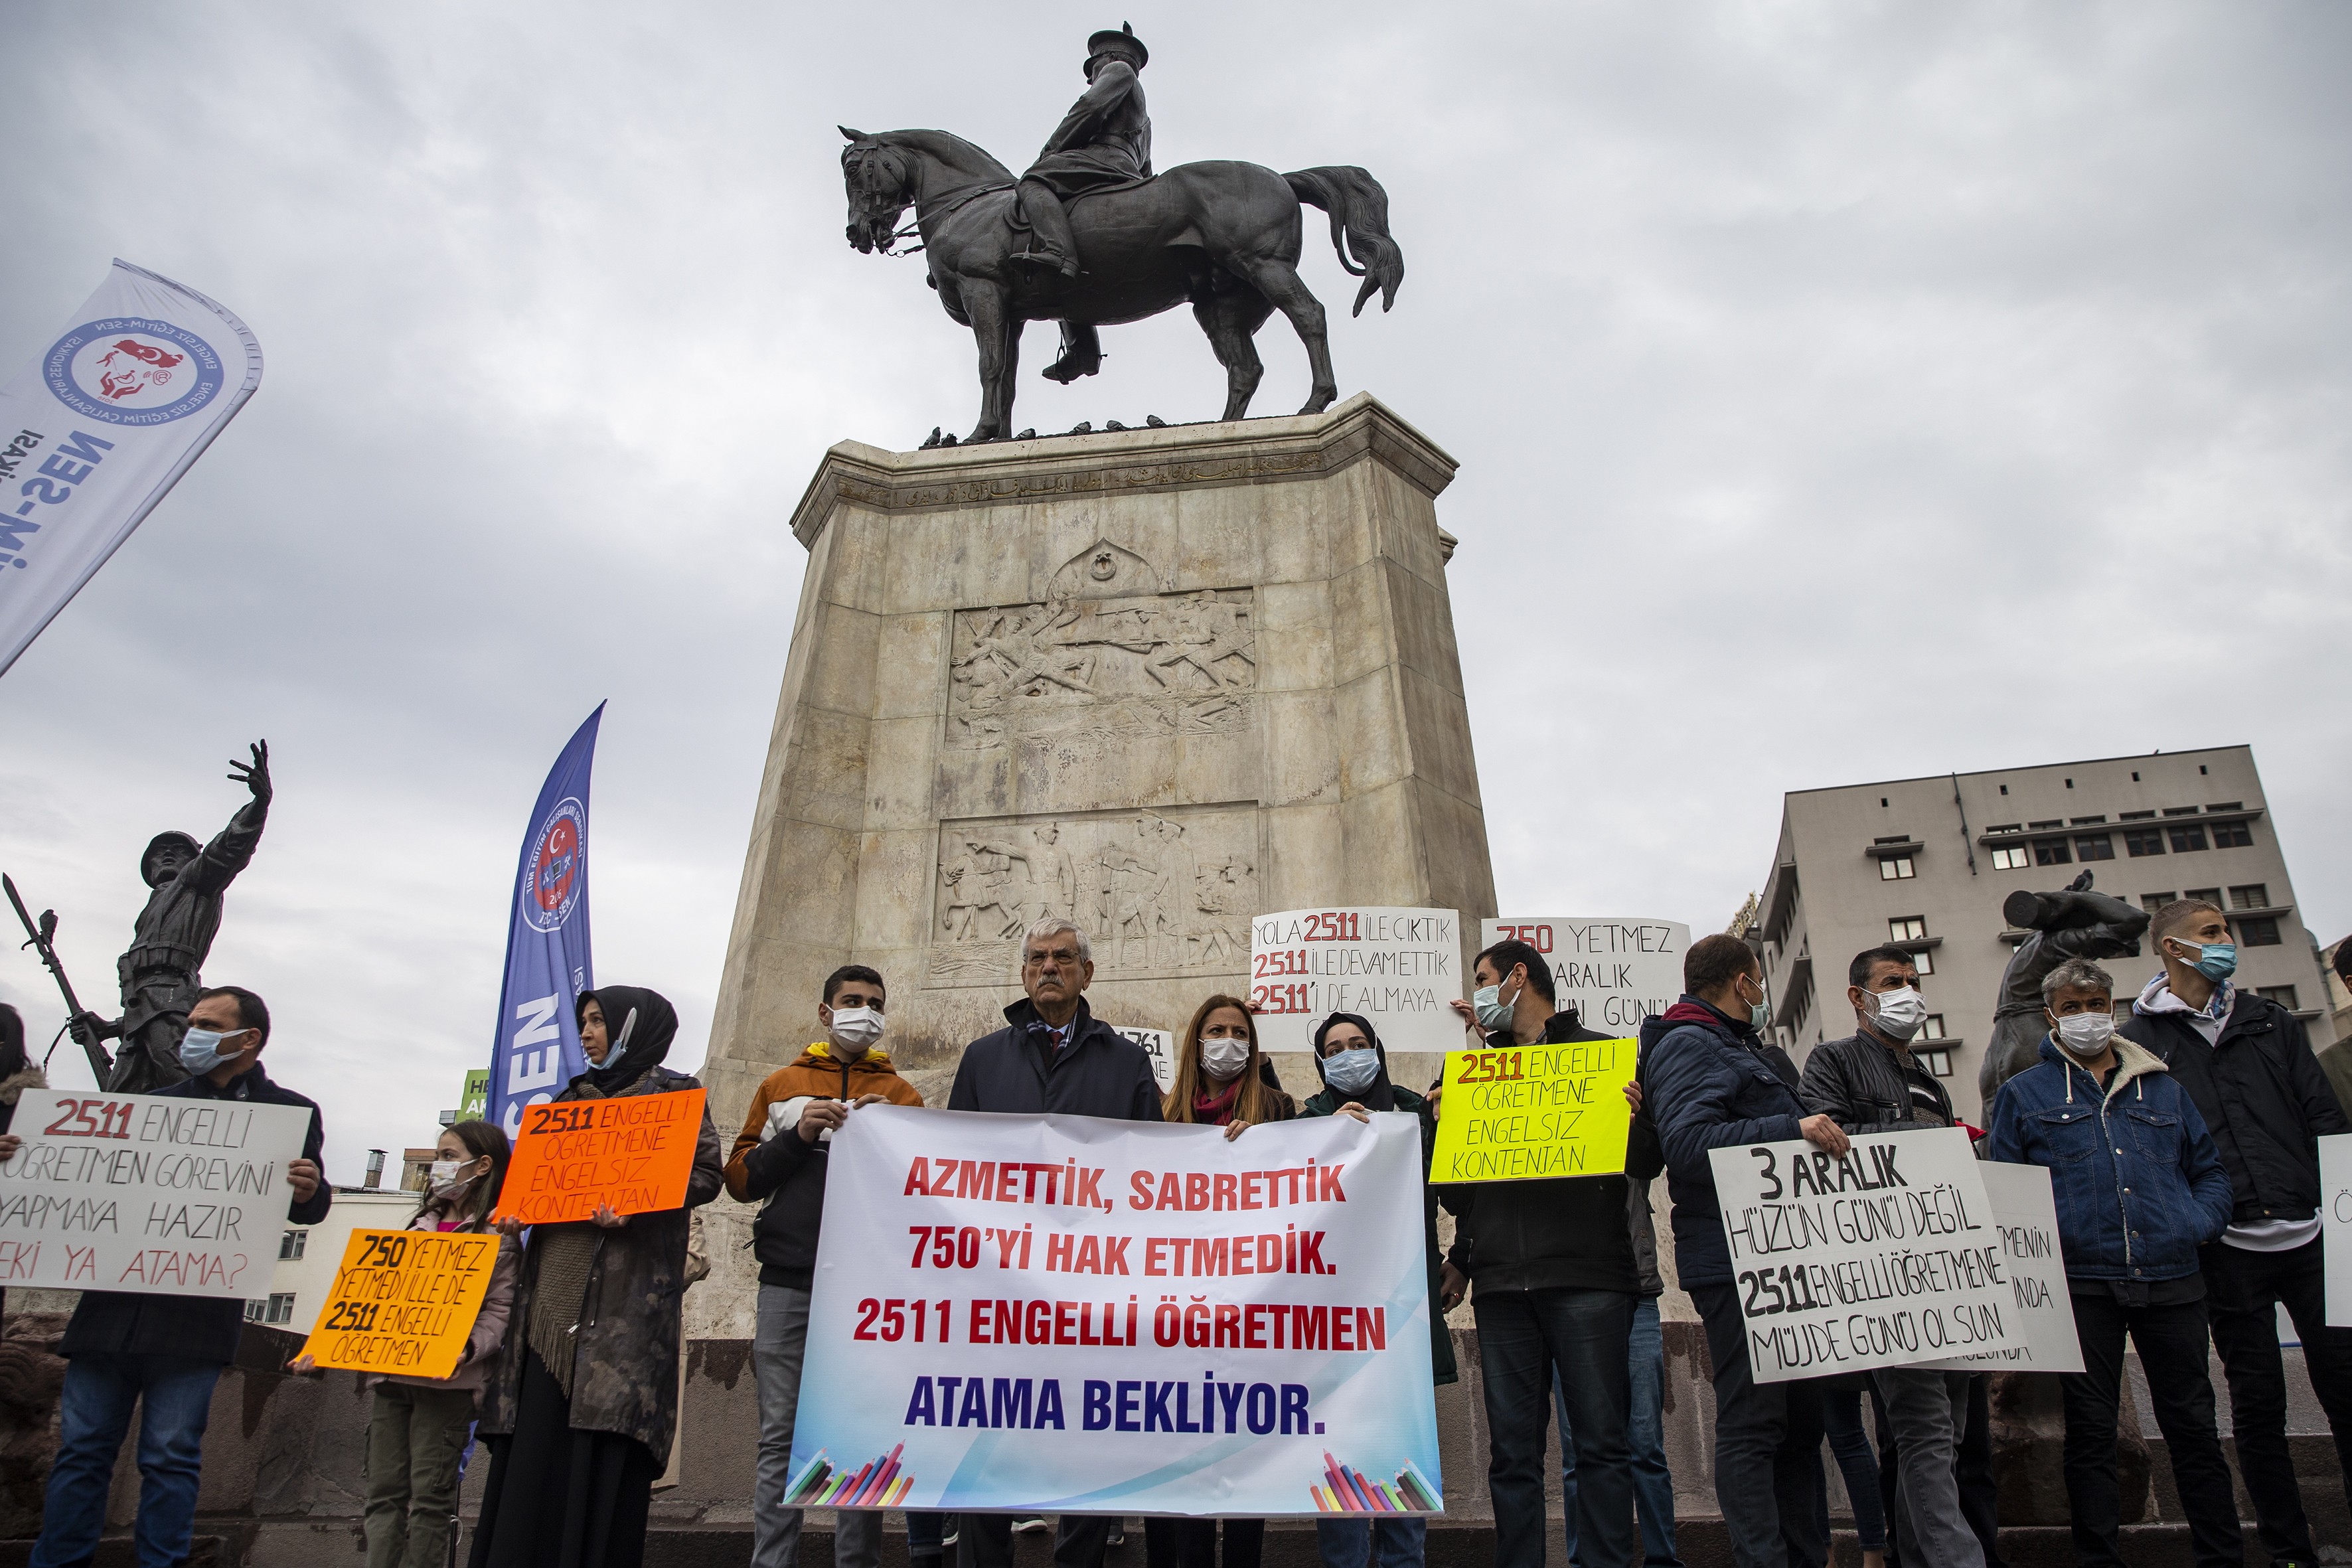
[1192,1075,1243,1125]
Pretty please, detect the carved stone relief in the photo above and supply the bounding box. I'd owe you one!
[927,805,1261,986]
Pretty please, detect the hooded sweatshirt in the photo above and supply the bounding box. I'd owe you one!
[726,1042,925,1288]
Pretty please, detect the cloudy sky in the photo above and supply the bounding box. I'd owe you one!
[3,3,2345,1180]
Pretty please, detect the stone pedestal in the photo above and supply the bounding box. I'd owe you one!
[691,394,1498,1336]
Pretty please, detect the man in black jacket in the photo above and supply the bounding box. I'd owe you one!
[28,984,327,1568]
[1441,939,1644,1568]
[2122,898,2352,1567]
[948,919,1159,1568]
[1799,947,1984,1568]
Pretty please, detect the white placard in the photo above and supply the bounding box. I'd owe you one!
[1115,1026,1178,1093]
[1707,1127,2019,1381]
[0,1089,313,1297]
[1916,1162,2082,1372]
[2322,1133,2352,1326]
[1249,908,1462,1054]
[1480,919,1690,1036]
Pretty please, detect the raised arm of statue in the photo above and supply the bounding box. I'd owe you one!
[183,742,273,896]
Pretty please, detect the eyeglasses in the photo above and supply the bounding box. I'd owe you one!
[1023,949,1082,968]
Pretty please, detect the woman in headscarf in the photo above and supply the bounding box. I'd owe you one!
[469,986,724,1568]
[1299,1014,1456,1568]
[1160,993,1294,1140]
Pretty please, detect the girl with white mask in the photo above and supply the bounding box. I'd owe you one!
[1161,993,1294,1141]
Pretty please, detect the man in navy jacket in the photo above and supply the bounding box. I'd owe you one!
[1642,934,1849,1568]
[27,984,328,1568]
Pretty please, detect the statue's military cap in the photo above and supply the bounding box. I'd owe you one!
[1087,22,1146,67]
[141,831,200,886]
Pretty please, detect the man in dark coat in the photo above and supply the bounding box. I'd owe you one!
[29,983,327,1568]
[948,917,1158,1568]
[2121,898,2352,1567]
[74,742,272,1093]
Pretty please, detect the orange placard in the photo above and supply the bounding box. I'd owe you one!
[495,1087,707,1225]
[298,1228,499,1379]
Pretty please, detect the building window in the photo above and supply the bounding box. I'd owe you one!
[2124,829,2166,858]
[1912,948,1934,976]
[2071,815,2108,826]
[2229,884,2270,911]
[2213,821,2253,848]
[2120,809,2156,821]
[2033,838,2073,866]
[1992,844,2031,870]
[1922,1014,1947,1040]
[1986,823,2021,834]
[250,1293,297,1326]
[2258,985,2300,1010]
[2185,888,2221,906]
[2029,820,2065,830]
[2168,824,2209,853]
[2163,806,2202,816]
[2075,833,2114,861]
[279,1229,306,1261]
[1918,1049,1954,1078]
[1890,917,1927,941]
[1880,855,1915,880]
[2238,916,2282,947]
[2142,893,2175,913]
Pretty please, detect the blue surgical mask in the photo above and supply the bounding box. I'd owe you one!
[1472,981,1517,1031]
[2172,939,2238,983]
[1323,1048,1380,1095]
[178,1026,243,1075]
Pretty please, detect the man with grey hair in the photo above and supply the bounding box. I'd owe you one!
[947,918,1160,1568]
[1986,955,2240,1568]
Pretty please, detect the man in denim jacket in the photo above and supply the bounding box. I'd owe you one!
[1986,957,2238,1568]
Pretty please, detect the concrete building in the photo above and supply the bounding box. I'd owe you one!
[1749,745,2335,1124]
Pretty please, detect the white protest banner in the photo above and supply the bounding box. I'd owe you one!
[0,261,263,677]
[789,1106,1442,1517]
[1114,1026,1178,1093]
[1917,1162,2081,1373]
[1707,1127,2016,1382]
[0,1089,311,1296]
[1249,908,1460,1054]
[1480,919,1689,1038]
[2321,1133,2352,1326]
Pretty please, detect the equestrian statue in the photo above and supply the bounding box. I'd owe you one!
[1978,870,2150,1102]
[840,23,1404,445]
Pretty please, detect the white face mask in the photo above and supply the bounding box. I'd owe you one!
[1200,1037,1250,1082]
[428,1158,478,1196]
[828,1006,885,1056]
[1869,986,1928,1042]
[2053,1010,2116,1059]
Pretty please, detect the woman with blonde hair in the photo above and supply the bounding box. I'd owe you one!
[1160,993,1293,1140]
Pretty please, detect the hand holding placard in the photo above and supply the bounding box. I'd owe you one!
[494,1088,707,1225]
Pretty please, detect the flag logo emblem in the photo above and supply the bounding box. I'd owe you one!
[522,797,587,932]
[44,316,226,426]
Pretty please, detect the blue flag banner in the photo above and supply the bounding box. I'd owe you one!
[489,704,602,1136]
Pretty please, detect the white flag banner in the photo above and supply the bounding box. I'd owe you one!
[0,1088,312,1298]
[0,260,262,676]
[1707,1127,2022,1381]
[1480,919,1690,1037]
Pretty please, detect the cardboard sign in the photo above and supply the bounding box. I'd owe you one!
[1429,1037,1637,1182]
[298,1227,501,1379]
[1480,919,1689,1038]
[1917,1162,2082,1373]
[2322,1133,2352,1326]
[1115,1027,1178,1093]
[1249,908,1462,1054]
[1707,1127,2020,1382]
[0,1089,312,1297]
[495,1087,706,1224]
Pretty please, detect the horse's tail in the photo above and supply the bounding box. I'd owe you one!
[1284,167,1403,317]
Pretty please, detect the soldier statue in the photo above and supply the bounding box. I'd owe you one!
[71,742,272,1093]
[1978,869,2150,1101]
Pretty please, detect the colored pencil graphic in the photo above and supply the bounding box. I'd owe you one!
[1310,1451,1441,1514]
[786,1447,917,1509]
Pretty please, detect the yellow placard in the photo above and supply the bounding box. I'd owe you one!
[297,1228,499,1379]
[1429,1038,1638,1182]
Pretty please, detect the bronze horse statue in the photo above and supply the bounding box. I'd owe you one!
[840,127,1402,443]
[1979,874,2152,1102]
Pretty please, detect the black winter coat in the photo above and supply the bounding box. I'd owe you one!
[1798,1028,1954,1134]
[2120,992,2350,1226]
[948,997,1162,1121]
[60,1061,329,1364]
[1440,1011,1640,1296]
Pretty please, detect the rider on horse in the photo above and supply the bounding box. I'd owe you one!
[1013,23,1152,382]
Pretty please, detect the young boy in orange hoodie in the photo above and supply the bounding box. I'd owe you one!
[728,965,925,1568]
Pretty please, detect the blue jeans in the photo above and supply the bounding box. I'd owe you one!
[1315,1516,1425,1568]
[1553,1298,1682,1568]
[1818,1381,1885,1551]
[1477,1287,1636,1568]
[31,1352,222,1568]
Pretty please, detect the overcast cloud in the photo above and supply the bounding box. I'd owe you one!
[2,3,2345,1182]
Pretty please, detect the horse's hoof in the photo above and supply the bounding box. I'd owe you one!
[1298,391,1337,416]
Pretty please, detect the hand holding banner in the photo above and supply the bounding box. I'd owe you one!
[1429,1038,1636,1182]
[297,1228,501,1379]
[1707,1127,2018,1381]
[0,1089,311,1296]
[493,1088,707,1224]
